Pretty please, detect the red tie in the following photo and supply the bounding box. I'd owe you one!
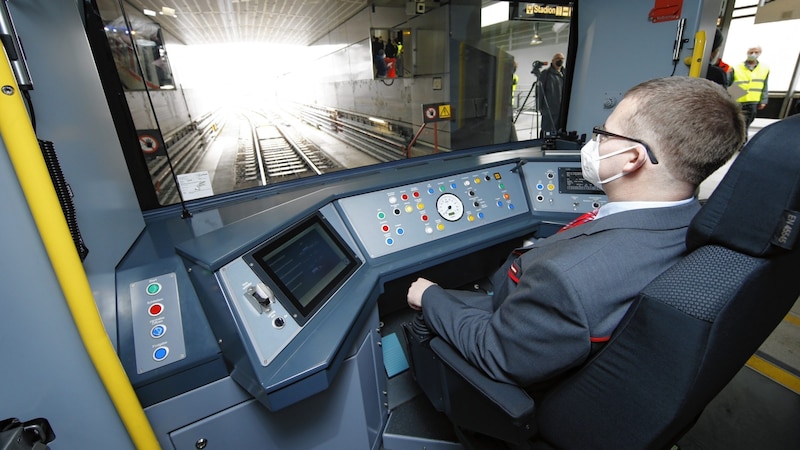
[558,210,598,233]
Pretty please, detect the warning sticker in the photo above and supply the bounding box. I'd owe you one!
[438,104,452,119]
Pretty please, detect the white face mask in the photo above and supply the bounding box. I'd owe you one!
[580,139,638,188]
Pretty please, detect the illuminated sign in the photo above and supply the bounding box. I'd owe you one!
[514,2,573,20]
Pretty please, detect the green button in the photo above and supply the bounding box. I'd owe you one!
[146,282,161,295]
[439,185,447,192]
[377,211,386,220]
[498,183,505,190]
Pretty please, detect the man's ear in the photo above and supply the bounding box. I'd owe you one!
[621,145,648,173]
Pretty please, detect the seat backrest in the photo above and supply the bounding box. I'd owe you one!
[534,115,800,449]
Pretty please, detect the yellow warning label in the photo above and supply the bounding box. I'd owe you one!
[439,104,452,119]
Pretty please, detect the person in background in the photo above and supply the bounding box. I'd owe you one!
[705,29,729,88]
[375,49,388,78]
[732,45,770,133]
[533,53,565,137]
[406,77,745,389]
[512,62,519,107]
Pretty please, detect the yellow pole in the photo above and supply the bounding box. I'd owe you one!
[687,30,707,78]
[0,47,160,449]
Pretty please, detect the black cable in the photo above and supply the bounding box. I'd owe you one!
[39,140,90,261]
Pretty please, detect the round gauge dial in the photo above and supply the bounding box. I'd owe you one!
[436,193,464,222]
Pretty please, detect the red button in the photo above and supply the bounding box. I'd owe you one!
[401,194,409,201]
[381,224,390,233]
[421,215,429,221]
[148,303,163,316]
[413,191,421,198]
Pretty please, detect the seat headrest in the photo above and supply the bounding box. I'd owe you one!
[687,115,800,257]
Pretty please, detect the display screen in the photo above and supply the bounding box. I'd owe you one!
[250,216,359,322]
[558,167,604,195]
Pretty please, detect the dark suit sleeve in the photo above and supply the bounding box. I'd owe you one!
[421,257,591,386]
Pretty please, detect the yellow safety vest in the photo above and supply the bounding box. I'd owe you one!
[733,62,769,103]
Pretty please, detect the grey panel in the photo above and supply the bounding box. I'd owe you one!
[521,161,607,213]
[338,162,530,259]
[131,273,187,373]
[10,0,145,344]
[217,258,303,367]
[169,317,386,450]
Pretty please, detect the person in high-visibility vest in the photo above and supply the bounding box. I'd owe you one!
[512,62,519,107]
[732,45,770,133]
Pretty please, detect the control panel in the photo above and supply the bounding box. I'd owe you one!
[522,161,607,213]
[130,273,187,373]
[217,258,302,367]
[337,162,530,258]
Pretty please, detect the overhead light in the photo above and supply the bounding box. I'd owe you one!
[143,9,157,16]
[161,6,177,18]
[369,117,386,124]
[481,1,509,28]
[530,23,542,45]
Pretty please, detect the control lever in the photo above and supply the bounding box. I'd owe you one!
[0,417,56,449]
[245,283,274,314]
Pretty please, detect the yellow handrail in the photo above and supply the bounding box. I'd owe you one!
[0,46,160,449]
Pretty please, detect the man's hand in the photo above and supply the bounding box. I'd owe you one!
[407,278,437,310]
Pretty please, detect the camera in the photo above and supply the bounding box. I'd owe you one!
[531,60,548,73]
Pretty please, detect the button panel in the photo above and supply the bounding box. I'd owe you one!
[337,162,529,258]
[130,273,187,373]
[522,162,607,212]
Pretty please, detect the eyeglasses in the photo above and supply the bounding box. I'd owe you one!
[592,127,659,165]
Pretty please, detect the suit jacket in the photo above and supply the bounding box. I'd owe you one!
[421,200,702,387]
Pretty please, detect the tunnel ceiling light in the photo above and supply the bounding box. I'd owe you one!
[160,6,177,18]
[369,117,386,124]
[143,9,157,16]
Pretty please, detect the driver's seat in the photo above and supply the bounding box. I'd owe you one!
[403,114,800,449]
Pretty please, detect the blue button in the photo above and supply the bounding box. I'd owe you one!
[508,203,515,210]
[497,201,504,207]
[478,212,485,219]
[151,324,166,338]
[451,183,457,189]
[153,347,169,361]
[396,228,405,235]
[386,238,394,246]
[428,188,435,195]
[536,183,544,190]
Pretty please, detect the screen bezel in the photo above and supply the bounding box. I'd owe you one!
[245,214,361,325]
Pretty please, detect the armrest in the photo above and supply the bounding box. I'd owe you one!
[428,337,537,444]
[429,338,535,420]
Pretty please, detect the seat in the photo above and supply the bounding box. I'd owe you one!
[403,114,800,449]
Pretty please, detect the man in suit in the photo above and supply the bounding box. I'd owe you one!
[407,77,746,388]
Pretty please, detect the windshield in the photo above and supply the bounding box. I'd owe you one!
[89,1,576,209]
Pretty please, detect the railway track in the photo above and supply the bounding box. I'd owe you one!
[235,110,340,189]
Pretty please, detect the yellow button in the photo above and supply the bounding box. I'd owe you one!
[417,203,425,210]
[437,223,445,231]
[474,178,481,184]
[405,205,413,213]
[547,184,555,191]
[468,215,475,222]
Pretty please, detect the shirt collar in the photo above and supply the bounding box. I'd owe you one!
[595,198,694,220]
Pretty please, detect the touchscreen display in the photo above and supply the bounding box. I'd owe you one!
[250,216,359,321]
